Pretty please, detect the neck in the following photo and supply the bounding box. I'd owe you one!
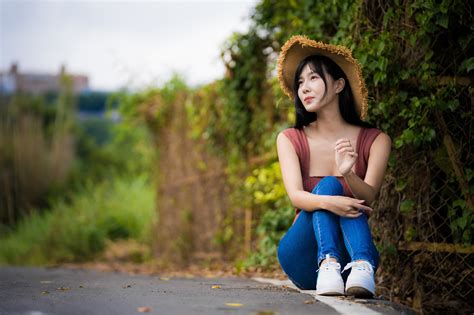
[306,101,349,136]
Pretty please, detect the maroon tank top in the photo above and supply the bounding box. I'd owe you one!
[282,127,382,223]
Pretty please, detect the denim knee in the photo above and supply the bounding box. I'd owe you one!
[312,176,344,196]
[277,236,315,290]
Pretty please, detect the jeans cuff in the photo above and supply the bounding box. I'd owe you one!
[317,253,341,267]
[348,256,376,270]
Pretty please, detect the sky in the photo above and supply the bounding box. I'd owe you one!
[0,0,258,91]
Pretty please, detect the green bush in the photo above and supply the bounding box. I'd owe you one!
[0,175,155,265]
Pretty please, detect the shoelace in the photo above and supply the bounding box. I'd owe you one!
[342,260,374,274]
[316,254,341,272]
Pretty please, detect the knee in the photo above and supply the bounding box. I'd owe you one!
[312,176,343,196]
[277,243,315,290]
[277,236,291,268]
[277,236,297,274]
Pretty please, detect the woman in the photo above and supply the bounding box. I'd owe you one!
[275,35,391,298]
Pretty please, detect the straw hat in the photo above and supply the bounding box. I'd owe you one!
[277,35,368,119]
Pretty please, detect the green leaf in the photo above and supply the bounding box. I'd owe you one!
[377,41,385,55]
[459,57,474,73]
[453,199,466,209]
[395,179,408,192]
[458,216,468,229]
[400,199,415,215]
[436,15,449,28]
[404,226,416,241]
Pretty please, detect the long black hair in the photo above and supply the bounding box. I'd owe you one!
[293,54,373,129]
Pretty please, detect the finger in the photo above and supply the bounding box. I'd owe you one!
[334,144,352,152]
[346,212,362,218]
[334,143,353,150]
[337,147,355,154]
[335,138,351,146]
[357,204,373,212]
[335,139,351,146]
[346,208,361,214]
[336,146,353,152]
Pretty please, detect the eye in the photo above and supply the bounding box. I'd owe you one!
[310,74,319,80]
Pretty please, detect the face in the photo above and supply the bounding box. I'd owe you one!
[297,63,343,112]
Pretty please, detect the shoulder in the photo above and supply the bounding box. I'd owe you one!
[363,128,390,142]
[370,130,391,154]
[368,128,391,145]
[279,127,299,137]
[277,128,296,145]
[277,127,303,155]
[374,131,391,143]
[277,127,299,143]
[359,128,391,158]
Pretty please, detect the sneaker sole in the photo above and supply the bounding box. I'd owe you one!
[316,291,344,296]
[316,287,345,296]
[345,286,374,298]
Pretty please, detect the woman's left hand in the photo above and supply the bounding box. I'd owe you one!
[335,138,358,176]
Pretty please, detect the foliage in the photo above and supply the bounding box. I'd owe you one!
[214,0,473,264]
[0,76,76,226]
[201,0,473,311]
[243,162,294,268]
[0,175,155,265]
[0,75,158,264]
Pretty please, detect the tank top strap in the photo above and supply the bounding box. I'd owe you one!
[355,127,382,179]
[282,128,310,179]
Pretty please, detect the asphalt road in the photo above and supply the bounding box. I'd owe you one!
[0,267,412,315]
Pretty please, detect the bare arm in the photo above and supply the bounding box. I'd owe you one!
[277,131,372,217]
[276,132,324,211]
[339,132,392,205]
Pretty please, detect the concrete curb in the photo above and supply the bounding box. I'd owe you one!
[252,277,416,315]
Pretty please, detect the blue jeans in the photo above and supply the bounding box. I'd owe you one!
[277,176,380,290]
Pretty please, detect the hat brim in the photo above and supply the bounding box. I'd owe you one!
[278,35,368,119]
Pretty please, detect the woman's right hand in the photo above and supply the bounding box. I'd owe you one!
[319,195,373,218]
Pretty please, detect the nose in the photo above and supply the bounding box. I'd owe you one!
[300,81,309,93]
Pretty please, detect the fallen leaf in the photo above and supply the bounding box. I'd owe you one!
[225,303,243,307]
[41,291,49,295]
[137,306,151,313]
[211,285,221,289]
[159,277,170,281]
[56,286,69,291]
[40,281,52,284]
[79,285,84,288]
[122,284,132,288]
[304,300,315,304]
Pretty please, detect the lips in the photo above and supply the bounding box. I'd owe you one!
[304,96,315,103]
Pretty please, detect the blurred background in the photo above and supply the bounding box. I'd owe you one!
[1,0,472,314]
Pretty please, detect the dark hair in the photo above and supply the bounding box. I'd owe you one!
[292,54,373,129]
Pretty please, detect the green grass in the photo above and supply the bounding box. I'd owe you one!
[0,175,155,265]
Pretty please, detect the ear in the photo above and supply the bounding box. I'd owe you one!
[334,78,345,94]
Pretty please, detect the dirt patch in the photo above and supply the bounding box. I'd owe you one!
[56,239,287,280]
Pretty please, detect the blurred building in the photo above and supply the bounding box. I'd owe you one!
[0,63,89,95]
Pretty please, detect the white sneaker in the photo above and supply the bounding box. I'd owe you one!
[316,254,344,296]
[343,260,375,298]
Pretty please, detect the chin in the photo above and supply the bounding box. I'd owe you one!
[304,103,321,113]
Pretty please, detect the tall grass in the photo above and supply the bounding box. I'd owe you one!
[0,114,75,224]
[0,175,155,265]
[1,85,75,225]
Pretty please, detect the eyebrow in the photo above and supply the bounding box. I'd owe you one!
[299,70,316,79]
